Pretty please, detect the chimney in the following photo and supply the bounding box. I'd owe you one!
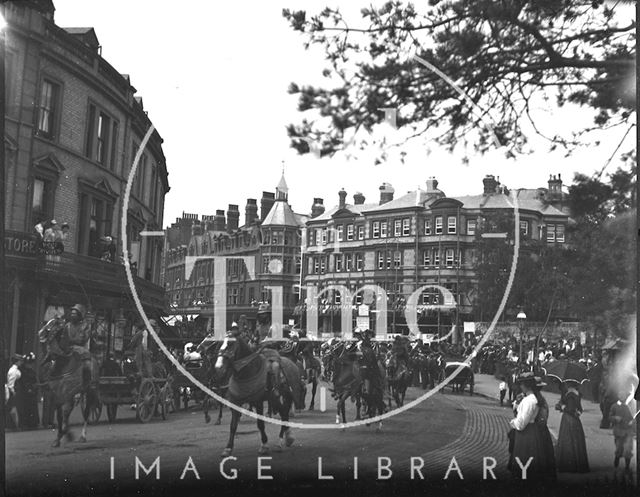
[425,177,439,192]
[482,175,498,195]
[338,189,347,209]
[379,183,395,205]
[227,204,240,232]
[311,198,325,218]
[213,209,226,231]
[245,198,258,226]
[202,214,215,231]
[548,173,563,200]
[353,192,365,205]
[260,191,275,221]
[191,221,202,236]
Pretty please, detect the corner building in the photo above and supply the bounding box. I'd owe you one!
[301,175,570,339]
[3,1,169,358]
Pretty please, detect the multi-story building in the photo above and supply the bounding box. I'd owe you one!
[3,0,170,358]
[163,175,307,338]
[300,174,570,338]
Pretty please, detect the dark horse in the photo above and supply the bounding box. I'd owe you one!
[386,352,410,407]
[214,336,300,456]
[38,318,100,447]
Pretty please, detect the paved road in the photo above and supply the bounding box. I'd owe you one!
[5,380,635,497]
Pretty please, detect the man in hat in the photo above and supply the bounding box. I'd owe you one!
[609,388,635,474]
[65,304,93,389]
[256,303,272,343]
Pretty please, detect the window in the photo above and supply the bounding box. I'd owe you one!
[520,220,529,236]
[355,253,363,271]
[262,256,270,273]
[313,257,319,274]
[381,221,388,238]
[377,251,384,269]
[345,254,353,272]
[372,221,380,238]
[295,256,301,273]
[402,218,410,236]
[36,79,60,139]
[445,248,455,267]
[424,219,432,235]
[433,248,440,266]
[261,289,270,303]
[335,254,343,272]
[308,229,315,246]
[466,219,476,235]
[321,228,327,245]
[316,228,322,246]
[435,216,443,234]
[31,177,54,226]
[320,257,326,274]
[357,225,364,240]
[546,225,556,242]
[347,224,354,241]
[228,288,239,305]
[337,225,344,242]
[394,250,402,268]
[394,219,402,237]
[78,193,114,257]
[386,252,392,269]
[85,104,117,167]
[334,291,341,305]
[423,250,430,267]
[448,217,457,234]
[110,122,119,171]
[556,224,565,243]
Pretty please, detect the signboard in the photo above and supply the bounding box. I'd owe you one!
[5,230,39,258]
[463,321,476,333]
[356,316,369,331]
[358,304,370,317]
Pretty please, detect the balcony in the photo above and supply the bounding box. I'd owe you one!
[35,251,165,309]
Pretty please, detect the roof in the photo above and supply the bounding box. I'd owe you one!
[62,27,100,50]
[277,173,289,193]
[309,203,379,222]
[363,190,445,213]
[261,200,301,227]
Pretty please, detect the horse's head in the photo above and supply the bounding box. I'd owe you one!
[214,337,238,379]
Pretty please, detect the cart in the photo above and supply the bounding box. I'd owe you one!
[99,374,174,423]
[440,361,475,395]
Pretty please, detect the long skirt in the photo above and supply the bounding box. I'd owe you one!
[556,413,589,472]
[510,423,557,481]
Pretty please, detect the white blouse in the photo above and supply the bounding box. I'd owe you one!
[509,393,539,431]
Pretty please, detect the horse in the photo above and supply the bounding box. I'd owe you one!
[214,335,300,456]
[386,352,411,407]
[299,345,321,410]
[38,318,100,447]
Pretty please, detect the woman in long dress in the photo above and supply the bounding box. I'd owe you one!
[556,382,590,472]
[509,372,557,481]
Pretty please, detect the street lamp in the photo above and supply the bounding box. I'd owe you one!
[517,310,527,368]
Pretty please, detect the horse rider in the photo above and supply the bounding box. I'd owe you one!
[356,329,381,396]
[65,304,93,389]
[255,303,272,343]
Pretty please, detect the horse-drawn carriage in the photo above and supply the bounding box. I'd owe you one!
[99,373,173,423]
[440,361,475,395]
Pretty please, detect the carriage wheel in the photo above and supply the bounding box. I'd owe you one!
[136,379,158,423]
[81,393,103,425]
[159,384,175,420]
[106,404,118,423]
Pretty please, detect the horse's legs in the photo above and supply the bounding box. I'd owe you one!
[52,406,63,447]
[355,394,362,421]
[222,410,241,456]
[255,403,269,454]
[203,396,211,423]
[216,403,223,425]
[308,378,317,410]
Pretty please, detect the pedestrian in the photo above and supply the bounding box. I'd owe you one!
[15,352,40,430]
[556,382,590,473]
[608,389,635,475]
[6,354,24,430]
[508,371,556,481]
[499,379,507,406]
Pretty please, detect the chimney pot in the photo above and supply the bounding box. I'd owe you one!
[311,198,325,218]
[353,191,365,205]
[379,182,395,205]
[338,189,347,209]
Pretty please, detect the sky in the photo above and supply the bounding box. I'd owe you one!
[53,0,637,227]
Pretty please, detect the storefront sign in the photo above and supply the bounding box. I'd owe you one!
[5,231,38,258]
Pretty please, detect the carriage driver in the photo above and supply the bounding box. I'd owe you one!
[357,329,380,395]
[65,304,93,389]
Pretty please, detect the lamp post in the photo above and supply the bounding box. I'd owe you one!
[517,310,527,368]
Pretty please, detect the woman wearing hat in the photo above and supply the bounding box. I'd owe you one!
[508,372,556,481]
[556,382,590,473]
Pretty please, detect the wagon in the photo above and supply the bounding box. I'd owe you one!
[99,374,174,423]
[440,361,475,395]
[171,359,212,410]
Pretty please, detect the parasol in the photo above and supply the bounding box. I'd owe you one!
[541,359,590,384]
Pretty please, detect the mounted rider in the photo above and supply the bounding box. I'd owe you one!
[355,328,381,395]
[65,304,93,388]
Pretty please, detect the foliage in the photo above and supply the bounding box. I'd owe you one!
[283,1,635,160]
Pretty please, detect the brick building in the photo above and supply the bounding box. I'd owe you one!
[163,174,307,338]
[300,174,570,339]
[3,0,170,358]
